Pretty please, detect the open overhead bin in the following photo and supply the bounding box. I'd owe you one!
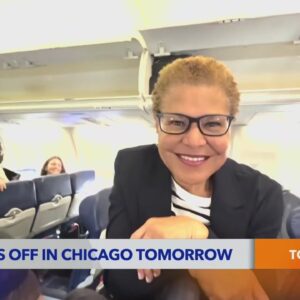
[139,13,300,124]
[0,37,146,113]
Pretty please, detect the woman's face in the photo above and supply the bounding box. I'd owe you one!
[46,158,63,175]
[156,84,231,193]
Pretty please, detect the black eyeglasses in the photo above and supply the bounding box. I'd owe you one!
[156,112,234,136]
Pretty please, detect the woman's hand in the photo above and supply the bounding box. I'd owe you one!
[131,216,208,283]
[137,268,161,284]
[0,178,7,192]
[131,215,208,239]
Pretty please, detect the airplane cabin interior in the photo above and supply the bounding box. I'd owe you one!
[0,2,300,299]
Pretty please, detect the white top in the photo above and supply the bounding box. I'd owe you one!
[171,178,211,225]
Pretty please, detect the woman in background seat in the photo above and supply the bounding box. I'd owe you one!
[0,139,20,191]
[41,156,66,176]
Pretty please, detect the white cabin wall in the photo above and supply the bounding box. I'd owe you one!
[230,116,300,197]
[0,117,158,187]
[0,123,77,178]
[72,122,157,187]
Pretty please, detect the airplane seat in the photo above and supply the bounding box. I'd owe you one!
[68,170,96,218]
[286,206,300,238]
[67,188,111,292]
[0,180,36,238]
[31,174,72,236]
[78,187,111,238]
[278,190,300,238]
[73,187,201,300]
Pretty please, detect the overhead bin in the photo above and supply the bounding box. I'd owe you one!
[0,38,145,113]
[139,13,300,124]
[1,12,299,121]
[140,13,300,54]
[140,13,300,92]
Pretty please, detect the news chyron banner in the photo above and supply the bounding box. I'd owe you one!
[0,239,300,269]
[0,239,251,269]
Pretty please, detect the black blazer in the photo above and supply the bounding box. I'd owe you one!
[3,168,20,181]
[104,144,283,299]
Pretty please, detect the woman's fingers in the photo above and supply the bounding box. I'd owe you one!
[137,269,161,283]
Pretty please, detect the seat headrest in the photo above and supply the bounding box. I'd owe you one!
[287,207,300,238]
[70,170,95,194]
[279,191,300,237]
[79,188,111,238]
[0,180,36,217]
[33,173,72,204]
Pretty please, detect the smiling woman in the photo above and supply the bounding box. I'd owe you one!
[104,56,283,300]
[40,156,66,176]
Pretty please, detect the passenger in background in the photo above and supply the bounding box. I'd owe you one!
[0,160,8,191]
[41,156,66,176]
[104,56,283,300]
[0,139,20,191]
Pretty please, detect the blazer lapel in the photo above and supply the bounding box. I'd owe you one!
[135,150,248,238]
[137,148,173,225]
[211,159,248,237]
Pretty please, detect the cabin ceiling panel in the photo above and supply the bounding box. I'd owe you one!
[0,109,154,128]
[135,1,300,30]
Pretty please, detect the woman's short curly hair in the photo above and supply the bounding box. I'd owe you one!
[152,56,240,116]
